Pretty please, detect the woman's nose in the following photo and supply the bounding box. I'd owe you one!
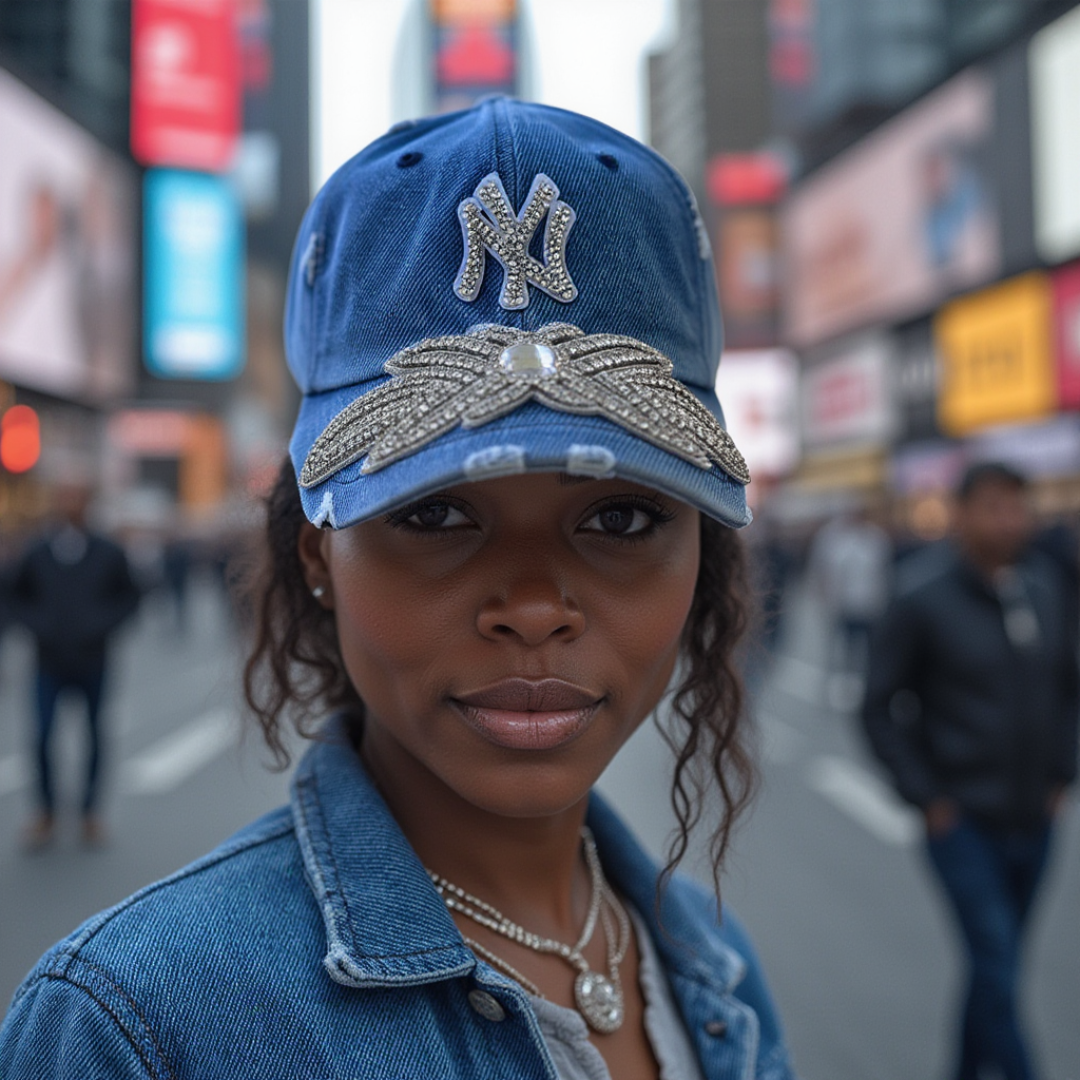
[476,575,586,646]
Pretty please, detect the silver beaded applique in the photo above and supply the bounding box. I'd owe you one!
[299,323,751,489]
[454,173,578,310]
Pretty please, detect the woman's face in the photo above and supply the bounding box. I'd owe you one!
[299,472,700,819]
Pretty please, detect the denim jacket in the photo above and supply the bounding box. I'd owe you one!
[1,722,797,1079]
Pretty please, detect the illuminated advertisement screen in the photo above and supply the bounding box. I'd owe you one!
[934,272,1055,436]
[0,67,136,403]
[1053,261,1080,408]
[783,69,1001,349]
[431,0,517,114]
[131,0,241,172]
[714,349,799,478]
[800,333,898,449]
[144,169,244,380]
[1031,5,1080,264]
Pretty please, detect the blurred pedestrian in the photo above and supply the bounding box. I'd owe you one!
[162,533,193,634]
[862,462,1078,1080]
[9,484,140,849]
[743,515,797,696]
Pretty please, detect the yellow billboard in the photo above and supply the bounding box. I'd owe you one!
[935,272,1056,435]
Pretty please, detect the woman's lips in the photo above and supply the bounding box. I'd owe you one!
[452,678,603,751]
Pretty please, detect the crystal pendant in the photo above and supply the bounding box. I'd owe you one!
[499,342,558,376]
[574,970,624,1034]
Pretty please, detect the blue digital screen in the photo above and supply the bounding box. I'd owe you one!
[144,169,244,380]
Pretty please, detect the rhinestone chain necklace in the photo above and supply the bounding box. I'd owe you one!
[427,827,631,1034]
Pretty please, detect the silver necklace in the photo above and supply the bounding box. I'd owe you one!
[427,828,631,1034]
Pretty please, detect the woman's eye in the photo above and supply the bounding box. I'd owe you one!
[407,502,469,529]
[582,504,655,537]
[388,500,473,531]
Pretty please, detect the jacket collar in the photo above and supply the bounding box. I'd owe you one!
[291,720,476,988]
[292,717,746,996]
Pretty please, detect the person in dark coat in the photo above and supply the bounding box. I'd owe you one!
[10,485,140,849]
[862,462,1078,1080]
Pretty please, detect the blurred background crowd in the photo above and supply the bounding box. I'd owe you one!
[0,2,1078,1078]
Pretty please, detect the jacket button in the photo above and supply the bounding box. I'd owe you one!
[705,1019,728,1038]
[468,989,507,1022]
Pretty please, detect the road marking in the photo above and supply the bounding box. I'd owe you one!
[757,713,806,765]
[806,754,920,847]
[770,656,823,705]
[114,657,228,736]
[0,754,29,796]
[120,709,237,795]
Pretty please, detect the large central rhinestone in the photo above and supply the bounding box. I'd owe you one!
[499,342,558,376]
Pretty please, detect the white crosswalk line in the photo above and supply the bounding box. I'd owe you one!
[770,655,824,704]
[757,713,806,765]
[0,754,29,796]
[120,709,237,795]
[806,754,920,847]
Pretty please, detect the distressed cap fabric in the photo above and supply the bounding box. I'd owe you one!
[285,97,751,530]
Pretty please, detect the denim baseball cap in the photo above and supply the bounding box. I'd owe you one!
[285,97,751,529]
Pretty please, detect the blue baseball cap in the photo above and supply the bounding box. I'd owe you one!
[285,97,751,529]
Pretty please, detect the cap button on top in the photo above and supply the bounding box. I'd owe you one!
[468,989,507,1022]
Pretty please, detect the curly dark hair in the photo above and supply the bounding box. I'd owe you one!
[243,458,756,892]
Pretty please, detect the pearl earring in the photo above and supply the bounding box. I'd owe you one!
[311,585,326,599]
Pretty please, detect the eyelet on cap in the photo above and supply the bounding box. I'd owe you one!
[397,151,423,168]
[597,153,618,171]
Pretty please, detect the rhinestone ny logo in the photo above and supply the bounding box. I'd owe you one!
[453,173,578,310]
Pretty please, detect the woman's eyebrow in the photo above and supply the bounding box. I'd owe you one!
[557,474,598,486]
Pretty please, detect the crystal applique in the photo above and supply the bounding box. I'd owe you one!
[299,324,751,490]
[453,173,578,310]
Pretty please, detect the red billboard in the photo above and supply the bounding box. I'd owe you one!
[431,0,517,114]
[1053,261,1080,408]
[131,0,241,172]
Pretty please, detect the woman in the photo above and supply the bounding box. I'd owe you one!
[0,99,796,1080]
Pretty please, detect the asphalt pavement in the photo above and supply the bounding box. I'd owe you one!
[0,573,1077,1080]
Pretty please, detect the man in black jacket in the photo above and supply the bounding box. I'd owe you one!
[11,486,140,849]
[863,462,1077,1080]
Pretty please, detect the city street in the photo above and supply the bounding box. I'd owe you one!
[1,573,1077,1080]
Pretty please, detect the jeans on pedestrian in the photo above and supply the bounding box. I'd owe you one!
[926,815,1052,1080]
[34,665,107,815]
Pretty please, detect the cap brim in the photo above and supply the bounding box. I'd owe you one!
[290,384,751,530]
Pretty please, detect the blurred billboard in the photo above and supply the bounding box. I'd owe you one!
[431,0,518,114]
[707,154,787,350]
[715,349,799,478]
[800,332,898,449]
[893,319,942,442]
[783,69,1001,348]
[0,67,136,404]
[934,271,1055,436]
[144,169,245,380]
[768,0,816,130]
[131,0,242,172]
[1031,5,1080,264]
[1051,261,1080,409]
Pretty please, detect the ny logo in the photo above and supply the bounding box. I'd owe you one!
[454,173,578,310]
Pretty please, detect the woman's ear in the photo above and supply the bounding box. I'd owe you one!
[297,521,334,608]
